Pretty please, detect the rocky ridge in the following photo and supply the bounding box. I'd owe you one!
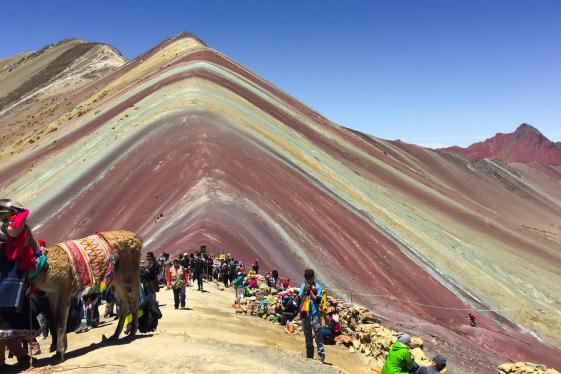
[440,123,561,166]
[498,362,560,374]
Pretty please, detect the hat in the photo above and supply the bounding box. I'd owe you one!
[396,333,411,345]
[432,355,446,370]
[0,199,24,213]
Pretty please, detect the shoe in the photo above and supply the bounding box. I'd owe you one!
[76,323,90,333]
[175,306,178,310]
[17,355,30,370]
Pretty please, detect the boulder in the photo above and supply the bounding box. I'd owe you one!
[410,347,430,366]
[497,362,559,374]
[334,334,353,346]
[410,337,424,349]
[498,363,515,373]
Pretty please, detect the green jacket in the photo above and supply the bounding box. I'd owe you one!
[381,341,415,374]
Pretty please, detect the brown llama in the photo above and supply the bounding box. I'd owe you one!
[32,230,142,361]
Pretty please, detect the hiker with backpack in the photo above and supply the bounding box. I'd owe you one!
[299,268,325,363]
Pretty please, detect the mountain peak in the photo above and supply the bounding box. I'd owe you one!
[515,123,545,137]
[440,124,561,166]
[174,31,207,46]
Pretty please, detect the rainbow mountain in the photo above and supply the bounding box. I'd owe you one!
[1,33,560,372]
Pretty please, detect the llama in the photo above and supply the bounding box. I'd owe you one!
[32,230,142,361]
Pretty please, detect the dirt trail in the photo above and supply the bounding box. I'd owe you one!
[8,281,373,373]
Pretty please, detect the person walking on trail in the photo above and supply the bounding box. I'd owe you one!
[381,333,418,374]
[170,258,186,309]
[163,253,172,290]
[193,252,205,292]
[414,355,446,373]
[234,271,245,303]
[468,311,477,327]
[252,258,259,274]
[180,253,190,286]
[298,268,325,363]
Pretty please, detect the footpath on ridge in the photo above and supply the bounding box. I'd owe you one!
[15,281,371,374]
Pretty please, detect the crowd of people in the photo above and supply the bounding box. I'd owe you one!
[0,198,447,373]
[231,265,447,373]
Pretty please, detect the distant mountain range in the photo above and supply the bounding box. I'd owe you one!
[440,123,561,166]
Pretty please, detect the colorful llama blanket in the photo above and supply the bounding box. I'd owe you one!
[57,233,113,295]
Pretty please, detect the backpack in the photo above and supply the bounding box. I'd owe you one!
[138,290,162,333]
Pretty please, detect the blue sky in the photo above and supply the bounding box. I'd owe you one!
[1,0,560,146]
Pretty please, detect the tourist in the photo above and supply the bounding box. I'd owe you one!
[280,296,297,325]
[320,311,341,345]
[414,355,446,373]
[0,200,43,370]
[468,311,477,327]
[193,252,205,291]
[189,253,196,284]
[162,253,172,289]
[180,253,190,284]
[252,258,259,274]
[141,252,160,295]
[170,258,186,309]
[299,268,325,363]
[247,275,258,290]
[221,261,230,288]
[381,333,418,374]
[234,271,245,302]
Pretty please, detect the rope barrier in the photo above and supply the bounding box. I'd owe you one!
[324,287,558,314]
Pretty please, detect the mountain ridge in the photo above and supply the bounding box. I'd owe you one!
[439,123,561,166]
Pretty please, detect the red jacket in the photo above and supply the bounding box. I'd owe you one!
[4,209,37,271]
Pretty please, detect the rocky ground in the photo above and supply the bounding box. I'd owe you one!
[4,281,371,374]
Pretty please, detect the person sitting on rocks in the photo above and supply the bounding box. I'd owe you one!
[414,355,446,373]
[381,333,419,374]
[247,275,258,290]
[280,296,297,326]
[271,301,283,323]
[321,310,341,345]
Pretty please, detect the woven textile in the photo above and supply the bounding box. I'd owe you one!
[57,233,113,295]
